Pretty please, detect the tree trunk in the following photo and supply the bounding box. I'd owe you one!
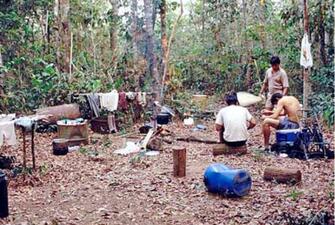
[160,0,168,75]
[263,167,302,184]
[302,0,310,118]
[131,0,139,58]
[109,0,118,53]
[319,0,327,66]
[55,0,71,73]
[0,49,4,96]
[143,0,160,101]
[160,0,183,101]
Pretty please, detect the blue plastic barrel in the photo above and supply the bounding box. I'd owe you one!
[204,163,252,197]
[276,129,300,143]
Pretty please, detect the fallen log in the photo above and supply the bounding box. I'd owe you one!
[263,167,302,184]
[176,136,218,144]
[173,146,186,177]
[36,104,81,124]
[212,144,247,156]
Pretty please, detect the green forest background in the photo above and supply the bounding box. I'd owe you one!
[0,0,333,126]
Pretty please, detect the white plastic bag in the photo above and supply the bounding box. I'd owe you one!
[300,33,313,68]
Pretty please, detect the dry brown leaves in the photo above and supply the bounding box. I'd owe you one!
[0,114,333,225]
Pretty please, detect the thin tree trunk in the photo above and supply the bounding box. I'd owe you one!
[55,0,71,73]
[201,0,205,41]
[144,0,160,100]
[319,0,327,65]
[109,0,118,53]
[160,0,183,101]
[160,0,168,77]
[0,48,4,96]
[131,0,139,58]
[302,0,310,118]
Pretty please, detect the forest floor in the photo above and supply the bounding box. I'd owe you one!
[0,108,334,225]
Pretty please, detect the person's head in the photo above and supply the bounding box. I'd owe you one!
[225,91,239,106]
[271,93,283,105]
[270,56,280,71]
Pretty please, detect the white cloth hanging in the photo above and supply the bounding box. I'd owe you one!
[0,120,17,146]
[99,90,119,111]
[300,33,313,68]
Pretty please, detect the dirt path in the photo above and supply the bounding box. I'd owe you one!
[0,119,334,225]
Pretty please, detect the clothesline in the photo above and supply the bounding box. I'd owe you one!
[70,90,150,118]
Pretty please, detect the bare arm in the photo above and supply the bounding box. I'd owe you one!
[215,123,223,132]
[259,75,268,95]
[282,87,288,95]
[269,100,284,119]
[248,117,256,129]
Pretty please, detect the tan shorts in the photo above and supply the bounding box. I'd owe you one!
[265,95,273,109]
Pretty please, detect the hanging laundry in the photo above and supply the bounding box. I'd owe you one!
[137,92,147,106]
[0,121,17,146]
[87,93,100,117]
[107,114,117,133]
[300,33,313,68]
[99,90,119,111]
[126,92,136,101]
[118,92,128,110]
[0,114,15,123]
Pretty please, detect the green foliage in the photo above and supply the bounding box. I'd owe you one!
[287,189,304,201]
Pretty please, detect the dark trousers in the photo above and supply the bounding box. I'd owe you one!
[219,130,246,147]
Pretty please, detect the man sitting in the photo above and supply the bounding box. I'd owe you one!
[215,92,256,147]
[262,93,301,150]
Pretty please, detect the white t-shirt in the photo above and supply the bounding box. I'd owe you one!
[215,105,253,142]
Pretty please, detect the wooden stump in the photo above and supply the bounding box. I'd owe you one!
[263,167,302,184]
[213,144,247,156]
[173,146,186,177]
[52,138,69,155]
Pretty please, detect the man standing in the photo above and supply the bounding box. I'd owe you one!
[262,93,301,150]
[215,92,256,147]
[259,56,289,111]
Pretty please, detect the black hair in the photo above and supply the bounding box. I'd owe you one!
[271,93,283,105]
[225,91,239,106]
[270,56,280,65]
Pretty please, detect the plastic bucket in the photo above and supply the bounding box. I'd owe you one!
[204,163,252,197]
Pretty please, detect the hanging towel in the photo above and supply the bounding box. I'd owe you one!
[0,120,17,146]
[87,93,100,117]
[300,33,313,68]
[118,92,128,110]
[99,90,118,111]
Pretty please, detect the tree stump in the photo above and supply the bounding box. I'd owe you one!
[173,146,186,177]
[263,167,302,184]
[52,138,69,155]
[213,144,247,156]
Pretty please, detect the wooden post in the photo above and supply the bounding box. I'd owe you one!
[31,123,36,170]
[302,0,310,119]
[21,127,26,169]
[173,146,186,177]
[263,167,302,184]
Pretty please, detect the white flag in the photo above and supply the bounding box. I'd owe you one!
[300,33,313,68]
